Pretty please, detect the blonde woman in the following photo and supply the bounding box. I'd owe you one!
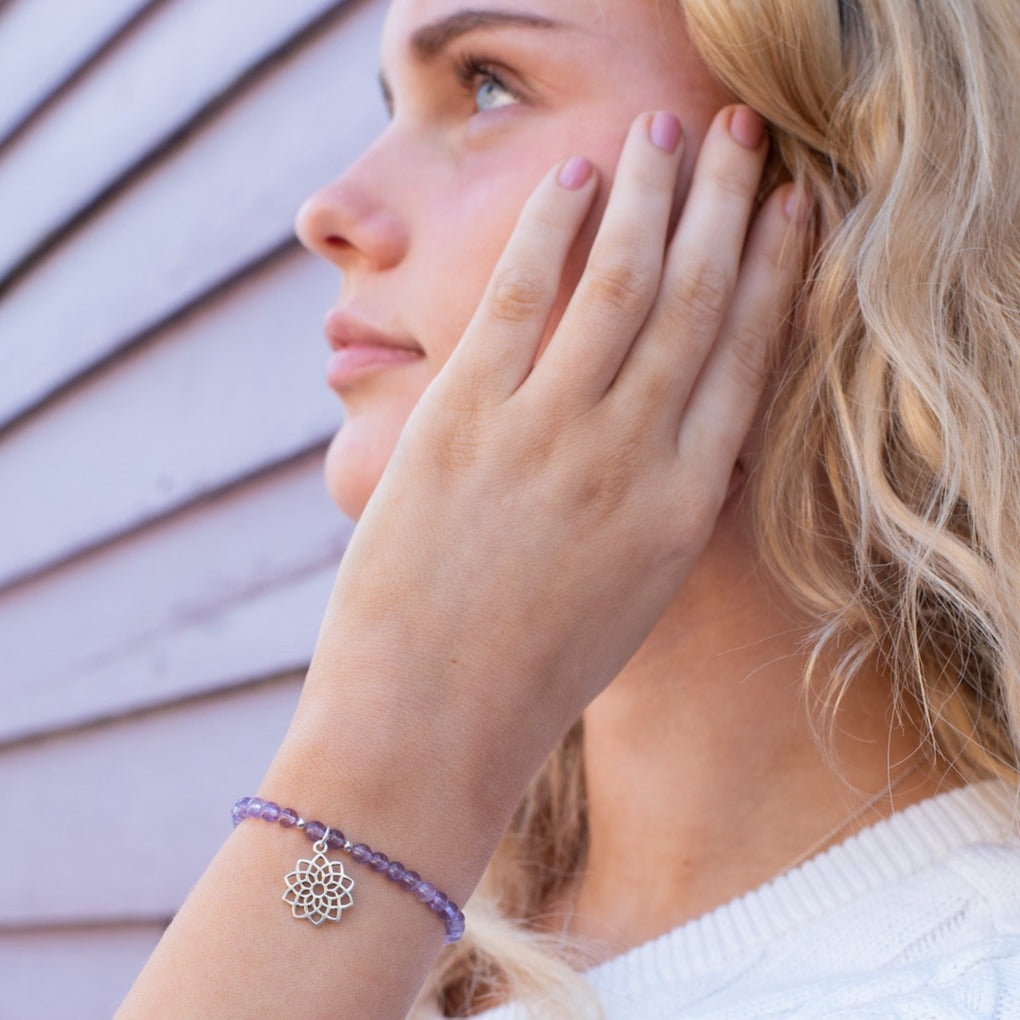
[121,0,1020,1016]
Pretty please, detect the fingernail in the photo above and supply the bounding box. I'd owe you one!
[729,106,765,150]
[558,156,594,190]
[650,112,682,154]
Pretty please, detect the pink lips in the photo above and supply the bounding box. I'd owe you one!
[324,310,424,390]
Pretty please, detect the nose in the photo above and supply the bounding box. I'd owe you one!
[295,148,409,271]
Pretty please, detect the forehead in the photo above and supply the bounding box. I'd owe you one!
[378,0,729,118]
[380,0,674,57]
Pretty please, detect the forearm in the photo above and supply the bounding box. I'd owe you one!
[117,666,531,1019]
[119,525,582,1019]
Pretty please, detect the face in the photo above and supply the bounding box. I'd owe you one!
[296,0,733,518]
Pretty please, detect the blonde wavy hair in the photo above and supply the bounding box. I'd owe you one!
[414,0,1020,1014]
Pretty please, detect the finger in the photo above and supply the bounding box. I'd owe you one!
[531,111,685,408]
[446,157,599,398]
[675,183,808,502]
[614,105,769,421]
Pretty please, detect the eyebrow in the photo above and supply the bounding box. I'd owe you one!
[409,9,566,61]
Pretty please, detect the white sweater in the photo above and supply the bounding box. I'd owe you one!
[475,782,1020,1018]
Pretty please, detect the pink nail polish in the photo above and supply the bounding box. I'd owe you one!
[729,106,765,150]
[558,156,594,190]
[650,112,682,153]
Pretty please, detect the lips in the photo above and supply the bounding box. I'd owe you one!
[324,310,424,390]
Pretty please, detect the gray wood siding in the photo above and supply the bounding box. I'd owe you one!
[0,1,387,1014]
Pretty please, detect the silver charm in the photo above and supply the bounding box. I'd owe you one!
[282,837,355,926]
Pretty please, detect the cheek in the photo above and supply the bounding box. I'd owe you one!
[420,155,568,365]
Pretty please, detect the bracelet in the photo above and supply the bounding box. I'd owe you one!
[232,797,466,944]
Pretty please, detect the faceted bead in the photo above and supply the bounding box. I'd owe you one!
[385,862,406,883]
[260,802,281,822]
[369,852,390,872]
[326,829,346,850]
[400,870,421,890]
[414,881,437,904]
[279,808,299,829]
[443,906,466,943]
[304,821,327,842]
[351,843,372,864]
[445,921,466,944]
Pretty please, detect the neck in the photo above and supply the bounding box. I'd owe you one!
[564,507,952,959]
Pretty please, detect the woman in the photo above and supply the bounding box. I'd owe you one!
[120,0,1020,1016]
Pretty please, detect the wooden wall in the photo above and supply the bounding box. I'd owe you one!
[0,1,388,1014]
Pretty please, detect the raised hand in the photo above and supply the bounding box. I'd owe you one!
[300,106,804,764]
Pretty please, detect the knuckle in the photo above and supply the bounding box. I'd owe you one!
[590,253,653,314]
[637,354,675,404]
[576,450,635,519]
[673,260,732,325]
[488,267,548,324]
[712,163,756,201]
[630,161,669,198]
[726,319,770,390]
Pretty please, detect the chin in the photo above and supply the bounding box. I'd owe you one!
[323,416,401,520]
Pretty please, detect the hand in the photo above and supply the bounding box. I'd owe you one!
[296,105,805,819]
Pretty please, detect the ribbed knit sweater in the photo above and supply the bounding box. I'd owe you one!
[475,782,1020,1018]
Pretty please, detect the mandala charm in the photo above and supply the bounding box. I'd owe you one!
[282,838,355,926]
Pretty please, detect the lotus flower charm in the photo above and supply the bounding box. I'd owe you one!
[282,838,355,926]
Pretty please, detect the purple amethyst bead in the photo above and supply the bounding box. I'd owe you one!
[385,861,406,883]
[351,843,372,864]
[400,870,421,891]
[326,829,347,850]
[369,852,390,872]
[246,798,265,819]
[259,802,281,823]
[443,906,466,943]
[232,797,252,826]
[414,881,437,904]
[429,891,450,913]
[304,820,327,842]
[278,808,299,829]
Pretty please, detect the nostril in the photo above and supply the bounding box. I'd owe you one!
[324,235,355,253]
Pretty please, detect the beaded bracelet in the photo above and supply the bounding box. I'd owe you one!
[232,797,466,944]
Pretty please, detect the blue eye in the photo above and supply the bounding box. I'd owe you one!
[474,73,517,112]
[454,55,520,113]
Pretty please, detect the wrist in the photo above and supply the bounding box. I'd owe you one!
[262,679,537,903]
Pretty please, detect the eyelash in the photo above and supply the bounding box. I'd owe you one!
[452,52,520,110]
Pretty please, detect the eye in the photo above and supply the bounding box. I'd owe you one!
[454,55,521,113]
[474,71,517,112]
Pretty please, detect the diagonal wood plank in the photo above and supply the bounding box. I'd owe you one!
[0,0,354,283]
[0,0,156,145]
[0,247,343,586]
[0,0,387,429]
[0,925,165,1020]
[0,452,350,743]
[0,675,304,924]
